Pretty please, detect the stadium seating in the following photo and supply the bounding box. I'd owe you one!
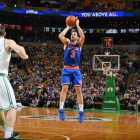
[86,0,127,11]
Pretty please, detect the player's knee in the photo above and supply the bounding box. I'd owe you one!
[75,87,82,94]
[62,85,68,93]
[62,88,67,93]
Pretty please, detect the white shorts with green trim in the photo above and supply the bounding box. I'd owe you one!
[0,74,17,111]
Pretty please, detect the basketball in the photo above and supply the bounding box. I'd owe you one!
[66,15,76,27]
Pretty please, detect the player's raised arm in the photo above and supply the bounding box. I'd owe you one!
[58,26,71,45]
[76,18,85,47]
[6,39,28,59]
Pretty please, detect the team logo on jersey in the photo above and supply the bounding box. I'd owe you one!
[68,46,79,50]
[20,115,112,122]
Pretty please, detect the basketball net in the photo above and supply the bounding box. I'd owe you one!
[96,56,112,78]
[102,66,112,78]
[103,66,109,75]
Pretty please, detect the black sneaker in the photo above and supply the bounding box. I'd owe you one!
[13,133,20,139]
[4,136,14,140]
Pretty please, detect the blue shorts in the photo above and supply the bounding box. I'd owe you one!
[61,68,82,86]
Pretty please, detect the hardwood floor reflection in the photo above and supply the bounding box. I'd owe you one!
[0,108,140,140]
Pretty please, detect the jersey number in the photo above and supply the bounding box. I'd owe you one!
[71,50,75,58]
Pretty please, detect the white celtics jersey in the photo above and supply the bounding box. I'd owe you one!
[0,38,11,76]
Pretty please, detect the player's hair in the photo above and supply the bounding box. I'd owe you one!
[71,30,80,37]
[0,25,5,36]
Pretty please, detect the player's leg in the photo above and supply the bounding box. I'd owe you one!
[73,70,84,123]
[60,85,69,109]
[75,87,83,110]
[0,109,6,133]
[59,85,69,121]
[0,109,20,139]
[75,86,84,123]
[0,76,18,139]
[59,69,71,121]
[5,108,17,139]
[4,77,17,139]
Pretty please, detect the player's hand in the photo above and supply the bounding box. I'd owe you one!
[76,17,80,26]
[66,25,74,29]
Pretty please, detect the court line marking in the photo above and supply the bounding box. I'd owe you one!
[19,130,70,140]
[14,126,140,136]
[0,137,47,140]
[0,129,70,140]
[19,115,113,121]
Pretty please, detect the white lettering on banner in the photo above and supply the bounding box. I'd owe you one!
[82,12,107,17]
[81,13,91,17]
[81,12,119,17]
[26,10,38,14]
[109,12,117,17]
[92,13,107,17]
[104,100,115,104]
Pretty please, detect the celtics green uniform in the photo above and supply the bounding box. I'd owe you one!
[0,38,17,111]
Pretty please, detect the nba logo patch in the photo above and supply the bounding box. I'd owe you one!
[79,80,82,85]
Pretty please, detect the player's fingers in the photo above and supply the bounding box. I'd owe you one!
[69,26,74,29]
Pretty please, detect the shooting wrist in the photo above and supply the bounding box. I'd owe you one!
[66,26,70,30]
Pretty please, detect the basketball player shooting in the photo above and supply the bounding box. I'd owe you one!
[0,25,28,140]
[58,17,85,123]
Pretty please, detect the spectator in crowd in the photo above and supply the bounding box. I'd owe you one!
[37,90,43,107]
[30,97,38,107]
[43,92,48,107]
[128,96,137,111]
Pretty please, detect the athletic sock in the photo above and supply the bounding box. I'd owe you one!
[5,127,13,139]
[1,125,6,133]
[79,104,84,112]
[60,102,64,109]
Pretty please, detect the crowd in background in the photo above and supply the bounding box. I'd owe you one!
[83,0,129,12]
[0,0,134,12]
[8,45,140,111]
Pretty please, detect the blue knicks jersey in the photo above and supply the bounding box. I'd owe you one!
[64,42,81,67]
